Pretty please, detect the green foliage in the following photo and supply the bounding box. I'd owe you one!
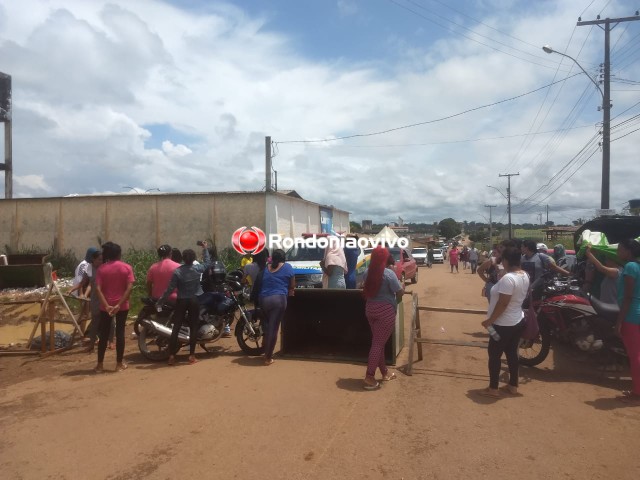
[122,247,157,315]
[438,218,461,240]
[218,247,242,272]
[349,221,363,233]
[48,248,79,278]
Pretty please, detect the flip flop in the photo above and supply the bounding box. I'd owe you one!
[499,385,522,396]
[167,356,176,366]
[363,381,381,391]
[116,363,128,372]
[382,372,397,382]
[264,358,274,366]
[478,388,501,399]
[188,357,199,365]
[618,391,640,404]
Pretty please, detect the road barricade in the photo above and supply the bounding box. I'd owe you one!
[281,288,404,364]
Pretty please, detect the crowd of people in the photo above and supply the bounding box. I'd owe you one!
[473,236,640,402]
[69,233,639,401]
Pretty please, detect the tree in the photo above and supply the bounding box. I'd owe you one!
[468,232,484,243]
[545,221,555,226]
[349,221,362,233]
[438,218,461,239]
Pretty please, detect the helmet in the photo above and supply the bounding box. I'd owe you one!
[209,261,227,283]
[536,243,548,253]
[226,269,244,283]
[198,324,217,340]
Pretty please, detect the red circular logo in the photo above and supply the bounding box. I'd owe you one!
[232,226,266,255]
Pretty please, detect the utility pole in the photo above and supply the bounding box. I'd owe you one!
[546,204,549,224]
[577,12,640,209]
[485,205,497,248]
[0,72,11,199]
[499,173,519,239]
[265,136,272,192]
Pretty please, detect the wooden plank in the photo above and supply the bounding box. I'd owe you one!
[27,282,54,348]
[418,306,486,315]
[48,302,55,352]
[0,350,40,356]
[0,300,45,305]
[418,339,488,348]
[416,305,423,361]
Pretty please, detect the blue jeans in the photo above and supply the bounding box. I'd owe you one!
[260,294,288,359]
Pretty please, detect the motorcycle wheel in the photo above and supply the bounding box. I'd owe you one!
[236,318,265,356]
[518,327,551,367]
[138,323,172,361]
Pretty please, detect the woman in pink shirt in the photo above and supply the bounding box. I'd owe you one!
[95,242,135,373]
[146,244,180,302]
[449,245,459,274]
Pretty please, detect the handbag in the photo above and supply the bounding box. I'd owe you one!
[521,289,539,340]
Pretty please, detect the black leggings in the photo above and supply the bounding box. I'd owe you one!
[98,310,127,363]
[488,321,525,389]
[170,298,200,355]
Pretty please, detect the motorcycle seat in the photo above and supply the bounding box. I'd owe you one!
[589,294,620,321]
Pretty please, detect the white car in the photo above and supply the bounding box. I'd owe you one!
[411,247,428,265]
[432,248,444,264]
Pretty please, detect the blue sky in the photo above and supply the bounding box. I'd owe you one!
[1,0,639,225]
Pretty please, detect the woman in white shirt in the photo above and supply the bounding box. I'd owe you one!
[481,246,530,398]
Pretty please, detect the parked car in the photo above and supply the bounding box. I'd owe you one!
[389,247,418,284]
[286,237,369,288]
[432,248,444,264]
[411,247,428,265]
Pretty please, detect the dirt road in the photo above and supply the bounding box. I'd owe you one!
[1,264,639,479]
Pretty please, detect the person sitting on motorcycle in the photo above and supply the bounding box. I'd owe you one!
[146,244,180,304]
[521,239,570,285]
[157,242,211,366]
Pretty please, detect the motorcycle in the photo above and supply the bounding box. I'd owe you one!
[518,272,625,366]
[136,274,265,361]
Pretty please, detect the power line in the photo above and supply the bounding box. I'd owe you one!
[612,125,640,141]
[296,124,595,148]
[276,73,582,144]
[386,0,575,73]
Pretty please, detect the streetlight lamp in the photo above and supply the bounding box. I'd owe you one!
[487,185,507,200]
[542,45,610,210]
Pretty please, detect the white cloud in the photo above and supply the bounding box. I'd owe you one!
[14,174,51,192]
[162,140,192,157]
[0,0,637,225]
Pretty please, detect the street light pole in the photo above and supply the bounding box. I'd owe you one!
[485,205,497,248]
[496,173,519,239]
[575,13,640,209]
[542,44,609,208]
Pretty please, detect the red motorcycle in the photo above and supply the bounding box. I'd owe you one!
[518,273,624,366]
